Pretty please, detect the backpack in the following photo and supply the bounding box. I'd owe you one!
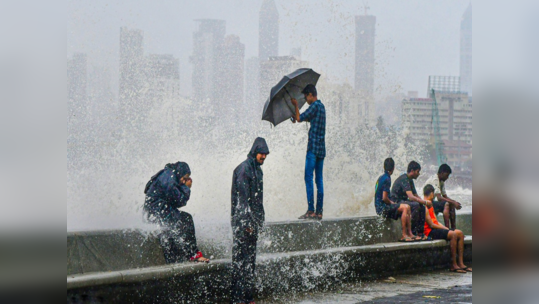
[144,169,164,194]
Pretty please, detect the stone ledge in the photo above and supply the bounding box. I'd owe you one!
[67,236,471,290]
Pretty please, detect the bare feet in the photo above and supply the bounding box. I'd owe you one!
[451,264,467,273]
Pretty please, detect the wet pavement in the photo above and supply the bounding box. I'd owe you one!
[259,269,472,303]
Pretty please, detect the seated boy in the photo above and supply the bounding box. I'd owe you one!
[374,158,418,242]
[423,184,471,273]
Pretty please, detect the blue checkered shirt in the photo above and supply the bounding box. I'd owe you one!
[300,100,326,158]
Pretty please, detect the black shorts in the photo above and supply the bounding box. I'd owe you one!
[432,200,447,214]
[428,228,449,240]
[380,204,401,221]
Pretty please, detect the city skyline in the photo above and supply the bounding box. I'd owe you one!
[67,0,469,98]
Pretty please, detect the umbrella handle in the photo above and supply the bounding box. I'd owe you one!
[283,87,297,115]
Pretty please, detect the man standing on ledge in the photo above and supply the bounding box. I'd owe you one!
[231,137,269,304]
[291,84,326,221]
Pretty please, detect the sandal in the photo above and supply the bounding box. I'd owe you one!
[315,213,323,221]
[398,237,415,242]
[298,211,316,220]
[450,268,467,274]
[463,267,472,272]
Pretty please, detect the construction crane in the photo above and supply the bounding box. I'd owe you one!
[430,89,447,166]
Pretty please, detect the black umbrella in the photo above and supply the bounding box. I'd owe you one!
[261,68,321,127]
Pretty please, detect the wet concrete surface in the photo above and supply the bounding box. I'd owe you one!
[258,268,472,304]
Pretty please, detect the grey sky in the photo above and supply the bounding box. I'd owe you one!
[67,0,470,98]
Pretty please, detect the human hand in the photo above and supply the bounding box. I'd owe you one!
[185,178,192,188]
[425,200,433,209]
[454,202,462,210]
[290,98,298,107]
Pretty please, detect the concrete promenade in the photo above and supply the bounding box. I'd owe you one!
[257,269,472,303]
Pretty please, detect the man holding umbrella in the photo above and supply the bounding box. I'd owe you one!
[291,84,327,220]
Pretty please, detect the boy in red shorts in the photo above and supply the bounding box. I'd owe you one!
[424,184,472,273]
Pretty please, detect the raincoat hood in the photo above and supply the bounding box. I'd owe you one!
[248,137,270,159]
[165,162,191,181]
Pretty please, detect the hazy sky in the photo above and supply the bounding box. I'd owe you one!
[67,0,471,98]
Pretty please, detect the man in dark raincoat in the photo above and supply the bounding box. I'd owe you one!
[144,162,209,263]
[230,138,269,304]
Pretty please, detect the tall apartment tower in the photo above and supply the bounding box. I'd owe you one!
[259,0,279,62]
[144,54,180,102]
[221,35,245,121]
[460,4,472,96]
[191,19,226,108]
[119,27,144,116]
[355,14,376,124]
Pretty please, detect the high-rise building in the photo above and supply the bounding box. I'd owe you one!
[402,80,472,166]
[88,65,116,116]
[355,14,376,125]
[144,54,180,103]
[259,0,279,62]
[220,35,245,121]
[191,19,226,110]
[67,53,88,123]
[322,82,358,128]
[119,27,144,119]
[460,4,472,95]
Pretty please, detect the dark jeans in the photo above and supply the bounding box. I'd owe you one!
[401,201,426,236]
[305,151,324,213]
[231,229,258,304]
[146,207,199,264]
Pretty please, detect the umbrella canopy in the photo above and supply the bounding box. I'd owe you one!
[261,68,321,127]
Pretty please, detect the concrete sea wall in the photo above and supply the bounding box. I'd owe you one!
[67,212,472,303]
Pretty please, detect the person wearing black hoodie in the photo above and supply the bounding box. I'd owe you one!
[230,138,269,304]
[143,162,209,263]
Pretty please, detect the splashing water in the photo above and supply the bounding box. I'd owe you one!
[67,90,427,233]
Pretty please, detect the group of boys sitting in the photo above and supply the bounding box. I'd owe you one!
[374,158,472,274]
